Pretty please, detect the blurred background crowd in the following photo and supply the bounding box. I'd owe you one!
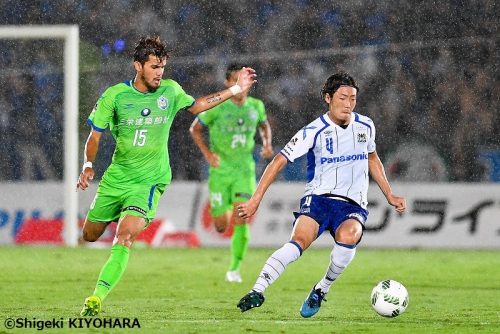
[0,0,497,182]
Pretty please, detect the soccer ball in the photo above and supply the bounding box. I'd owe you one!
[370,279,409,317]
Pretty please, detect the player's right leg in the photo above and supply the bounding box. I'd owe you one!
[81,218,108,242]
[212,212,231,234]
[208,173,232,233]
[237,215,318,312]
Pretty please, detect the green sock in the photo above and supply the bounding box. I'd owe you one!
[93,244,130,301]
[229,224,250,271]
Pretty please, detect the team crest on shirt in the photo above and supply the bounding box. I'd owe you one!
[157,95,168,110]
[249,109,258,120]
[357,133,367,143]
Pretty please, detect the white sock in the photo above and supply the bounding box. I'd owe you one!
[316,242,356,294]
[252,241,302,293]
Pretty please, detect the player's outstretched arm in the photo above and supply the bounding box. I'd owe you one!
[187,67,257,115]
[238,153,288,218]
[77,130,102,191]
[189,118,220,167]
[368,151,406,213]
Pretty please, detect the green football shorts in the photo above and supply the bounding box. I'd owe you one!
[208,167,256,217]
[87,181,166,224]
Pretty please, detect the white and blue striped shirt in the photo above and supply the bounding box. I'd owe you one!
[280,112,376,209]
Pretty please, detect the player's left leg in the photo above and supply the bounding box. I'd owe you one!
[300,217,363,318]
[226,203,249,283]
[227,172,255,283]
[316,218,363,293]
[81,215,146,316]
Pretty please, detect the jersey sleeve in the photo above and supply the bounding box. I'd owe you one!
[197,106,218,127]
[257,99,267,124]
[367,119,376,153]
[171,81,195,113]
[87,88,115,132]
[280,124,315,163]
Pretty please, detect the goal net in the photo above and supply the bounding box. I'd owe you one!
[0,25,79,246]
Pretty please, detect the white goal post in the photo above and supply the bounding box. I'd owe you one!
[0,25,79,246]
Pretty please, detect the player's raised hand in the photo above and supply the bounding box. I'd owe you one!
[236,67,257,92]
[205,151,220,168]
[388,194,406,214]
[237,198,260,219]
[77,167,94,191]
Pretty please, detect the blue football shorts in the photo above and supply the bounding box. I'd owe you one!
[293,194,369,239]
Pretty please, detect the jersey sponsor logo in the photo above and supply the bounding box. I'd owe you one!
[141,108,152,116]
[237,118,245,126]
[157,95,168,110]
[123,205,147,216]
[320,153,368,164]
[357,133,367,143]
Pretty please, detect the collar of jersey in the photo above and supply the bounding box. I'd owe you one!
[128,79,159,95]
[323,111,355,128]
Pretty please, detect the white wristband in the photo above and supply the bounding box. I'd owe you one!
[82,161,93,171]
[229,84,242,96]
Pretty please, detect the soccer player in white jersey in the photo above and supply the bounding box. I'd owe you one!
[236,72,406,317]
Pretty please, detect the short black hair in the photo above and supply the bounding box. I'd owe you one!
[133,36,170,64]
[226,63,247,80]
[321,72,359,101]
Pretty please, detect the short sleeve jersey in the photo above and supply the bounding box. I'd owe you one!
[87,79,194,186]
[197,97,267,169]
[280,112,376,208]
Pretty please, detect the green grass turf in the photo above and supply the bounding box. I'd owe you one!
[0,246,499,333]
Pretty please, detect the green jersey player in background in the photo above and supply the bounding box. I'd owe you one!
[190,64,273,283]
[77,37,256,316]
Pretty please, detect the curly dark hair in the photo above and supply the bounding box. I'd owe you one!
[321,72,359,102]
[133,36,170,64]
[225,63,248,80]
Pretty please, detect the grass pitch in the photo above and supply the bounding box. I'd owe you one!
[0,246,499,333]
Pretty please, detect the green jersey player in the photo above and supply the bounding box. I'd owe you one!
[190,64,273,283]
[77,37,257,316]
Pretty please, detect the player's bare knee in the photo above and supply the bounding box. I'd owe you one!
[213,220,228,233]
[215,224,227,233]
[336,229,361,245]
[291,237,308,251]
[115,232,134,248]
[82,230,99,242]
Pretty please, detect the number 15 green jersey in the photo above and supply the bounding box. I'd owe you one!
[87,79,194,186]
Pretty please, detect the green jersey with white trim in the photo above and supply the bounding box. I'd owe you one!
[87,79,194,186]
[197,97,267,169]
